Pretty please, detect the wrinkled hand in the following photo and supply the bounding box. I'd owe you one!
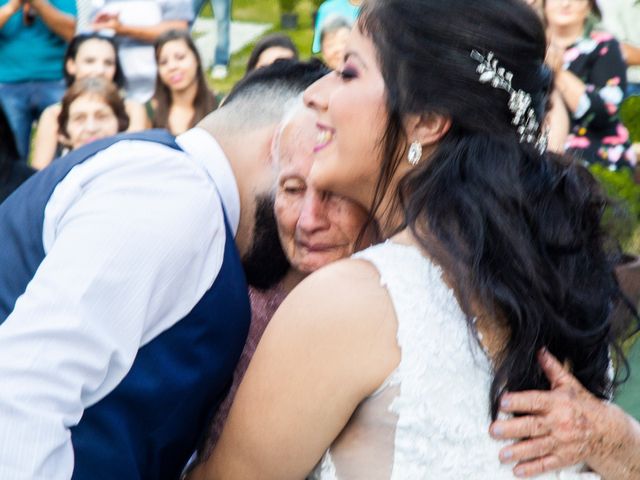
[489,349,604,478]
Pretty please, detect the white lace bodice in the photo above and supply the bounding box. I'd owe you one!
[309,241,599,480]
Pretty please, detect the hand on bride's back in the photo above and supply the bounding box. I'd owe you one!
[489,348,639,478]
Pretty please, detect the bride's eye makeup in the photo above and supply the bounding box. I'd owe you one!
[337,65,358,81]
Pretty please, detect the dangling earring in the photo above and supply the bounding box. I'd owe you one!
[407,141,422,166]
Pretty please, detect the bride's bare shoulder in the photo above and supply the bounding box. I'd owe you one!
[288,257,387,313]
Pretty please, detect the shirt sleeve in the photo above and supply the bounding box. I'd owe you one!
[571,38,628,130]
[160,0,194,22]
[0,142,225,479]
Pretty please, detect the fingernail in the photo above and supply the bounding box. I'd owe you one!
[500,450,512,461]
[500,397,510,409]
[491,425,503,437]
[514,466,525,477]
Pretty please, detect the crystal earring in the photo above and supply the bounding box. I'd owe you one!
[407,141,422,166]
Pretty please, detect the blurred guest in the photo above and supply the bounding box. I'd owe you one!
[600,0,640,97]
[0,0,77,161]
[319,15,350,70]
[312,0,360,54]
[90,0,192,102]
[57,76,129,153]
[149,29,217,135]
[246,33,298,74]
[192,0,231,79]
[0,103,34,203]
[32,32,147,169]
[545,0,636,169]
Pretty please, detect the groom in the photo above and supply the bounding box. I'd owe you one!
[0,60,327,480]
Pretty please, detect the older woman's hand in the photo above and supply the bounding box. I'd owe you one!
[489,348,603,477]
[490,349,640,479]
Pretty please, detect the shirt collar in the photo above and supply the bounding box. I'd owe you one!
[176,128,241,236]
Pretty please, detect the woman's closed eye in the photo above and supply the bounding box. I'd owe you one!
[336,67,358,81]
[281,178,307,195]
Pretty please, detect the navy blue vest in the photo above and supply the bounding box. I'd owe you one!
[0,130,251,479]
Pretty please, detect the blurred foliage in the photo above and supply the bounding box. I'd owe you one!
[620,95,640,144]
[589,164,640,254]
[279,0,300,14]
[205,0,317,94]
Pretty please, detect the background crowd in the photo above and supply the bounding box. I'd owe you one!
[1,0,640,476]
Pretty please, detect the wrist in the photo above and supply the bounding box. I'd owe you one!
[29,0,46,13]
[2,2,20,16]
[585,402,632,472]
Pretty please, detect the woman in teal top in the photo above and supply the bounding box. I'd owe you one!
[0,0,76,161]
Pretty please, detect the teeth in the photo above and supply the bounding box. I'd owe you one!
[317,129,333,145]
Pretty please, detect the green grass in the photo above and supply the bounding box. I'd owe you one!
[200,0,318,94]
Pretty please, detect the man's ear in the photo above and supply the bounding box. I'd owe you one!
[269,127,280,165]
[406,112,451,147]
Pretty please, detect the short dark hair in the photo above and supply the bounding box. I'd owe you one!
[58,77,129,141]
[246,33,299,73]
[63,33,125,88]
[226,58,328,107]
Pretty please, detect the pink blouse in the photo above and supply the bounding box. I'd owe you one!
[200,283,288,459]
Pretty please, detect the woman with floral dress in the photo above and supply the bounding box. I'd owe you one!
[545,0,636,170]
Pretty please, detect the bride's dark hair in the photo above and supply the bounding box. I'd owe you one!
[360,0,635,419]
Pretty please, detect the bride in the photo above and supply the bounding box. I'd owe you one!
[199,0,640,478]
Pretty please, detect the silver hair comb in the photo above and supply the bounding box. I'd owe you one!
[470,50,548,154]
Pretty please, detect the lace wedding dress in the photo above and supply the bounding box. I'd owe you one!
[309,241,600,480]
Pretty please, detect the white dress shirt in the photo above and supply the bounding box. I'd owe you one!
[0,129,239,479]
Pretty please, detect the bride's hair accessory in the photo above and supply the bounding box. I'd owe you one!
[470,50,548,154]
[407,141,422,166]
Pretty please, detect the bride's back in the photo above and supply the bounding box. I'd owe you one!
[310,241,599,480]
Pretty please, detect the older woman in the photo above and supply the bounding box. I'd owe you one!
[187,103,377,475]
[31,33,147,170]
[57,77,129,153]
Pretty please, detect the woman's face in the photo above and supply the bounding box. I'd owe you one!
[303,26,388,209]
[65,93,119,150]
[67,39,117,82]
[255,46,296,70]
[274,107,373,274]
[321,27,350,70]
[544,0,591,30]
[157,39,199,92]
